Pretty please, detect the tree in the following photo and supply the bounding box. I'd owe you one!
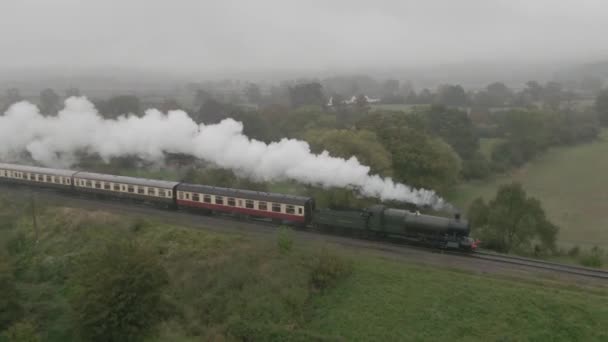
[195,98,234,124]
[2,88,22,112]
[468,183,558,253]
[96,95,141,118]
[65,87,81,98]
[424,106,479,160]
[288,82,325,108]
[417,88,433,104]
[595,89,608,126]
[305,129,393,176]
[359,112,462,192]
[388,127,461,192]
[245,83,263,105]
[39,88,61,115]
[435,84,468,107]
[70,241,169,342]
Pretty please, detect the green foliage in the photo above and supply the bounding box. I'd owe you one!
[305,129,393,176]
[358,112,462,193]
[289,83,325,108]
[435,84,468,107]
[3,321,40,342]
[596,89,608,126]
[309,249,353,292]
[579,246,604,268]
[0,261,22,331]
[277,226,294,254]
[70,240,169,342]
[469,183,559,253]
[491,109,599,169]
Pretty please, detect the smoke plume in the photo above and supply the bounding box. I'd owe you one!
[0,97,448,208]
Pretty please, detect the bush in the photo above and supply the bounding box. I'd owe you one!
[309,249,353,291]
[70,240,169,342]
[3,321,40,342]
[579,246,604,268]
[277,226,294,254]
[0,261,22,331]
[568,245,581,257]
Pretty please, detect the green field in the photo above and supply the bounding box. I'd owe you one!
[306,258,608,341]
[1,197,607,341]
[449,130,608,248]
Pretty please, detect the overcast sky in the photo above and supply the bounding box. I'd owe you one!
[0,0,606,73]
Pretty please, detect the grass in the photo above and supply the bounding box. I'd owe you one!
[1,198,607,341]
[449,130,608,248]
[305,257,608,342]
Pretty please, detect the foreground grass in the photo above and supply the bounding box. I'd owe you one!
[306,258,608,341]
[449,130,608,248]
[1,200,606,341]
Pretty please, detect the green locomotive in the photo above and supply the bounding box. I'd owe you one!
[313,205,476,251]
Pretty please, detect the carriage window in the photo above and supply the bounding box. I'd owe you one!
[245,200,254,209]
[148,188,156,196]
[185,193,190,200]
[114,184,120,191]
[177,192,183,199]
[272,203,281,213]
[66,178,71,185]
[127,186,134,193]
[203,195,212,203]
[104,183,111,190]
[95,182,101,189]
[298,207,303,215]
[158,190,166,197]
[215,196,224,205]
[86,180,92,187]
[227,198,236,206]
[138,187,145,194]
[193,194,200,201]
[286,205,295,214]
[167,191,172,197]
[258,202,267,211]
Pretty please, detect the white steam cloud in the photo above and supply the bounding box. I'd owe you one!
[0,97,448,209]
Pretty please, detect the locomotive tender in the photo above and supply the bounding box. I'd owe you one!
[0,162,475,251]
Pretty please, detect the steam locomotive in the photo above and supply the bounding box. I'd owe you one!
[0,162,476,251]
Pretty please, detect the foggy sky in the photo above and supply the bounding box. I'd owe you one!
[0,0,607,73]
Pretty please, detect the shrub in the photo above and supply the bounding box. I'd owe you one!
[579,246,604,268]
[567,245,580,257]
[0,261,22,331]
[70,240,169,342]
[3,321,40,342]
[277,226,294,254]
[309,249,353,291]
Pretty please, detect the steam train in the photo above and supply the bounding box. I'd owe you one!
[0,162,476,251]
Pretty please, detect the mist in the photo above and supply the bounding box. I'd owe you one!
[0,1,607,73]
[0,97,448,209]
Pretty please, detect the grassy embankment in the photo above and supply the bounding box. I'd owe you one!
[449,130,608,249]
[0,196,606,341]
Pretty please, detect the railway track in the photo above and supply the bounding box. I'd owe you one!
[469,251,608,280]
[1,183,607,282]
